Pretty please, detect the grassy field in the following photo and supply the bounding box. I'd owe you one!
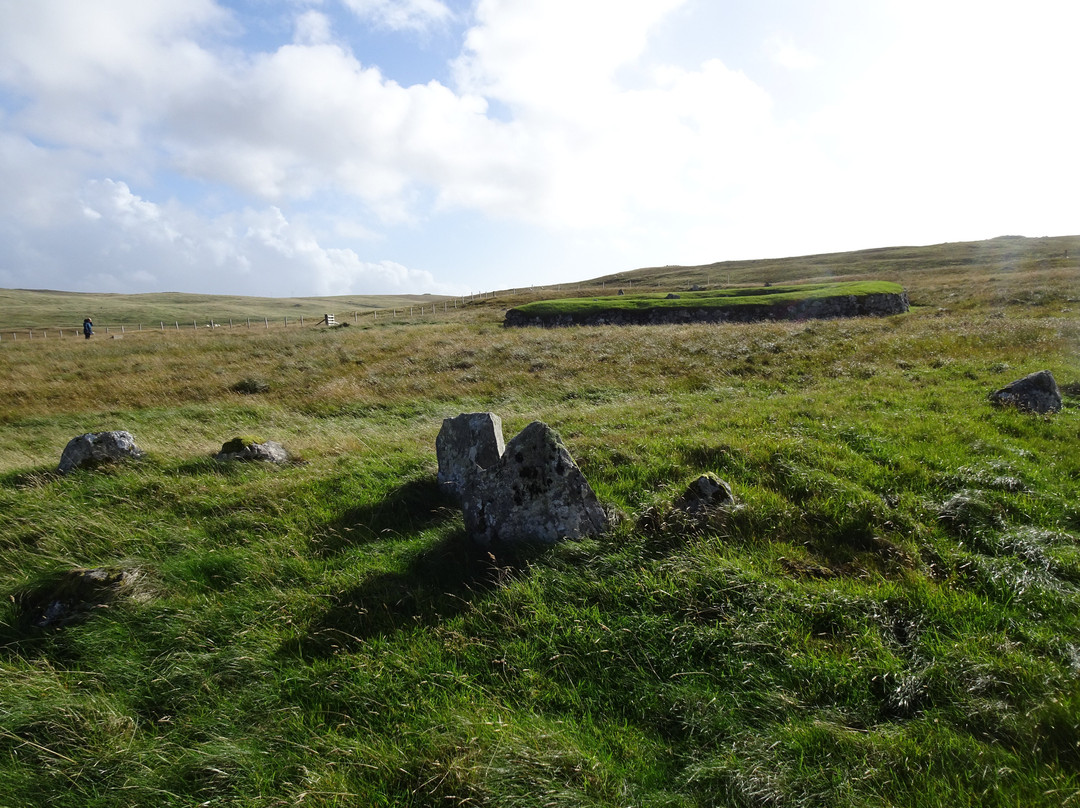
[0,289,457,332]
[0,237,1078,807]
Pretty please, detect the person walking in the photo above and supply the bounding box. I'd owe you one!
[83,317,93,339]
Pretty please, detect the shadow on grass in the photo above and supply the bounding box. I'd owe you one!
[168,456,308,476]
[285,529,530,659]
[0,566,144,661]
[311,477,461,554]
[0,458,162,488]
[0,466,60,490]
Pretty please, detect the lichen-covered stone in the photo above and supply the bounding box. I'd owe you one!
[460,421,608,546]
[672,473,734,515]
[215,438,290,463]
[57,431,145,474]
[989,370,1062,413]
[436,412,505,498]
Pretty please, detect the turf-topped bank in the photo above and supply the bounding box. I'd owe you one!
[505,280,909,327]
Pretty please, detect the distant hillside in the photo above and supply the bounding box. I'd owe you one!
[570,235,1080,310]
[0,289,452,330]
[3,235,1077,329]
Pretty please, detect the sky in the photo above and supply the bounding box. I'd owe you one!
[1,0,1078,297]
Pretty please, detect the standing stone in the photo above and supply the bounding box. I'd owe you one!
[436,412,505,498]
[460,421,608,546]
[989,370,1062,413]
[57,431,145,474]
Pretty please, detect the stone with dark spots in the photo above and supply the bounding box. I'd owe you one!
[460,421,608,546]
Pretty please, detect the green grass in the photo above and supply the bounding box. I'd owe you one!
[509,281,904,318]
[0,237,1078,806]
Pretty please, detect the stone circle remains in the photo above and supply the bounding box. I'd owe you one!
[437,413,608,546]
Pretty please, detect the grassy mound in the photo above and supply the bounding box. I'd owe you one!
[506,280,908,326]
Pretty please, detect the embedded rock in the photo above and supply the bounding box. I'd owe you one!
[672,473,734,516]
[460,421,608,546]
[57,431,145,474]
[21,567,140,628]
[215,437,290,463]
[436,412,505,498]
[989,370,1062,414]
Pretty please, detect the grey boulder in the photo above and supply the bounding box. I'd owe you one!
[57,431,145,474]
[989,370,1062,414]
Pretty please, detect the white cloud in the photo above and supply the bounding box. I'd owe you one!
[0,0,226,157]
[0,178,448,295]
[294,10,334,45]
[454,0,687,115]
[2,0,1079,297]
[339,0,453,31]
[765,34,819,71]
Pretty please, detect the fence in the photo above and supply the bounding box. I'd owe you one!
[0,292,502,344]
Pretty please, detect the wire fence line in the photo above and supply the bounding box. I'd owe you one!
[0,282,637,343]
[0,293,510,344]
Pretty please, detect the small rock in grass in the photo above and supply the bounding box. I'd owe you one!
[672,473,735,516]
[19,567,141,628]
[214,436,290,464]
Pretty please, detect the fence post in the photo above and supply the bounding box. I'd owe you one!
[285,316,288,327]
[160,322,164,331]
[264,317,269,329]
[192,320,196,330]
[300,316,303,327]
[121,325,125,334]
[175,321,179,331]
